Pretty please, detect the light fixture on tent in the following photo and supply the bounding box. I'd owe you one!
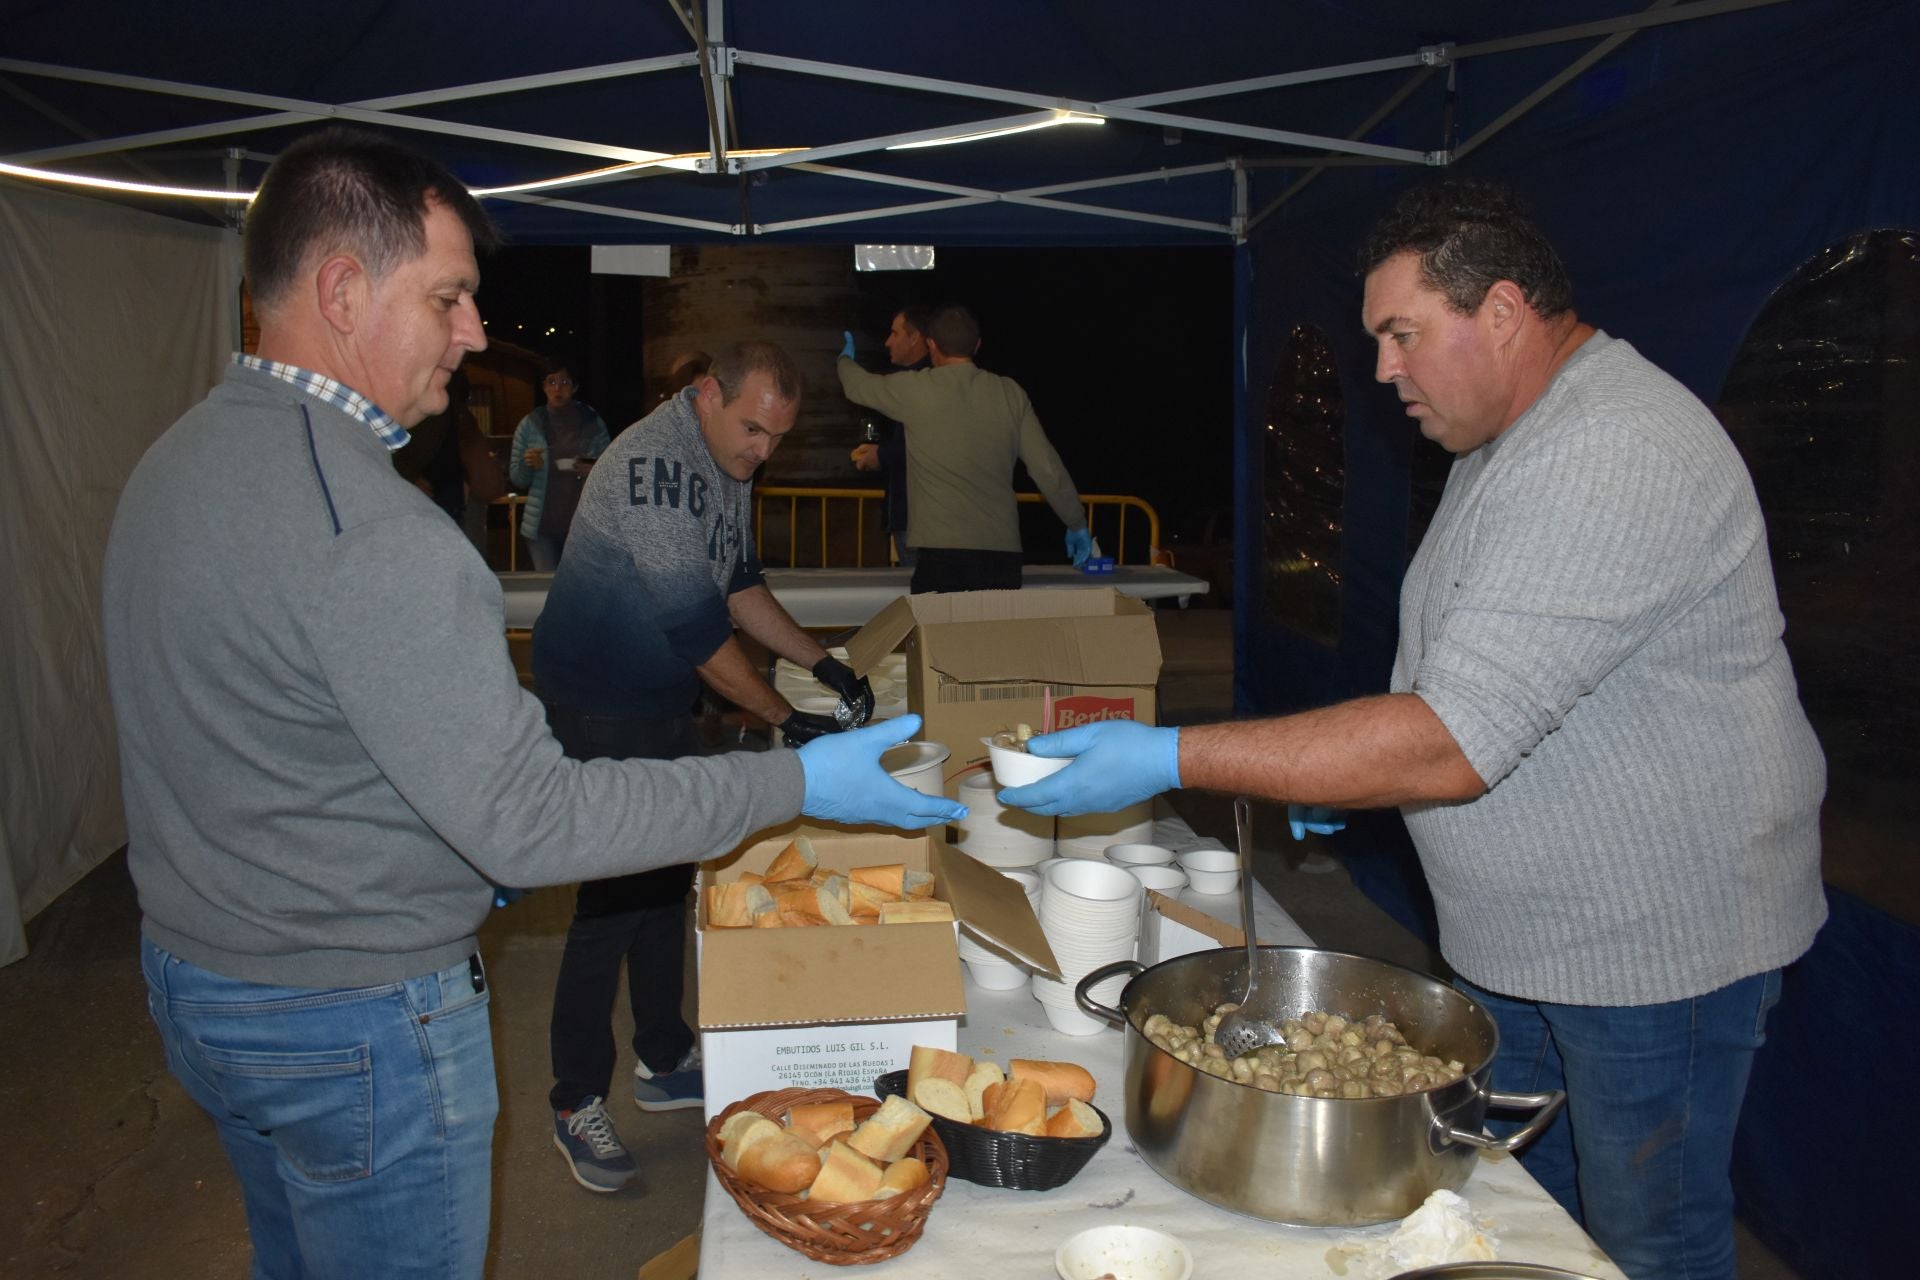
[855,246,936,272]
[885,111,1104,151]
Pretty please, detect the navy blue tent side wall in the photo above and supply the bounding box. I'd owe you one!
[1231,4,1920,1275]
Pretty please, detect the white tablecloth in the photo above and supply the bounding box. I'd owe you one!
[497,564,1209,631]
[696,817,1625,1280]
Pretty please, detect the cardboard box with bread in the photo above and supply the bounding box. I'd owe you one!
[696,825,1058,1121]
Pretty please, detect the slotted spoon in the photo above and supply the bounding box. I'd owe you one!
[1213,797,1288,1057]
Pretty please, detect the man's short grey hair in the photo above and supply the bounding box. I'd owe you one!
[244,126,497,314]
[709,341,803,407]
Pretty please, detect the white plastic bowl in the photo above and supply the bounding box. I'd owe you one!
[880,741,950,797]
[1038,998,1109,1037]
[1126,863,1189,894]
[1177,846,1241,895]
[1054,1224,1193,1280]
[964,954,1030,990]
[1104,842,1176,868]
[984,736,1073,788]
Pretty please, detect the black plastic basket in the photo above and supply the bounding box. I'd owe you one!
[873,1070,1111,1191]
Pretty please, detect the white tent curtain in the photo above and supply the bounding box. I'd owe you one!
[0,179,238,966]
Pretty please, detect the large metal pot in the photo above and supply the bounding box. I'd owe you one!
[1075,947,1563,1226]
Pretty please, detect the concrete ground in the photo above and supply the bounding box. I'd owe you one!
[0,606,1799,1279]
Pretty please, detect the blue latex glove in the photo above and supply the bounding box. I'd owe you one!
[839,329,857,360]
[996,720,1181,817]
[1064,526,1093,567]
[799,714,968,829]
[491,885,524,909]
[1288,804,1346,840]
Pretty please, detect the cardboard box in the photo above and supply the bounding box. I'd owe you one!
[696,823,1057,1120]
[845,589,1164,796]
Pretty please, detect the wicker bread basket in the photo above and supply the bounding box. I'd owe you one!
[874,1070,1111,1191]
[704,1087,949,1265]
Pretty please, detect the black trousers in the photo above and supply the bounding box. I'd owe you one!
[910,547,1023,594]
[542,702,702,1111]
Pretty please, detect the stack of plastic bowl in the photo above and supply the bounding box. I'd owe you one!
[1056,801,1154,859]
[955,868,1044,989]
[1030,858,1144,1035]
[951,772,1055,867]
[880,741,949,797]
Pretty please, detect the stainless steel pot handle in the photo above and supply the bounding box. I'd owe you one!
[1073,959,1142,1026]
[1436,1088,1567,1153]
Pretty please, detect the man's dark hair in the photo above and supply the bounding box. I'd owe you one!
[898,304,932,336]
[1357,179,1572,319]
[710,341,803,407]
[244,126,498,313]
[925,304,981,357]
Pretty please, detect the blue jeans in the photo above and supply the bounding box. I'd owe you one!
[1462,971,1783,1280]
[142,936,499,1280]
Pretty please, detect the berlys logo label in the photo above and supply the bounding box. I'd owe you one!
[1050,695,1137,728]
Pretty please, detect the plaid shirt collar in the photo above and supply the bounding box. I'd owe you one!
[232,353,410,451]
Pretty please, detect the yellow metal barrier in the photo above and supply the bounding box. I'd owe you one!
[752,487,1166,569]
[498,489,1169,572]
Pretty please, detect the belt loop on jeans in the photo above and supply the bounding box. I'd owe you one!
[468,953,486,994]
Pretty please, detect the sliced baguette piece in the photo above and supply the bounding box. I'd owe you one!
[963,1060,1004,1122]
[877,1156,930,1197]
[983,1075,1047,1136]
[849,862,906,900]
[806,1140,886,1203]
[761,837,816,885]
[785,1099,856,1149]
[719,1113,781,1170]
[706,881,775,928]
[847,880,892,922]
[1043,1097,1104,1139]
[902,869,936,900]
[845,1094,933,1163]
[912,1077,971,1124]
[737,1126,822,1194]
[814,879,856,926]
[879,900,953,925]
[906,1045,973,1101]
[1009,1058,1097,1105]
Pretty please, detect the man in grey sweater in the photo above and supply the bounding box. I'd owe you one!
[101,126,961,1280]
[997,181,1824,1280]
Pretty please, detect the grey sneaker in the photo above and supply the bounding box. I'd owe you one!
[552,1096,636,1192]
[632,1045,704,1113]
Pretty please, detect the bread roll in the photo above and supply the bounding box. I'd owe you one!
[879,900,953,925]
[737,1127,821,1194]
[1009,1058,1097,1106]
[762,837,816,885]
[963,1061,1004,1122]
[1044,1098,1104,1139]
[719,1114,781,1171]
[785,1099,855,1148]
[877,1156,930,1197]
[906,1045,972,1100]
[807,1140,885,1203]
[983,1076,1047,1135]
[912,1077,970,1124]
[849,863,905,899]
[846,1094,932,1163]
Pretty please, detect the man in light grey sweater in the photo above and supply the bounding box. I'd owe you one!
[997,181,1824,1280]
[101,127,962,1280]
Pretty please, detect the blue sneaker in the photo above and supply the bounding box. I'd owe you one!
[632,1045,704,1113]
[552,1096,636,1192]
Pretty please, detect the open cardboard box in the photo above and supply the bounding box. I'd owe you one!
[695,822,1058,1119]
[843,588,1163,797]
